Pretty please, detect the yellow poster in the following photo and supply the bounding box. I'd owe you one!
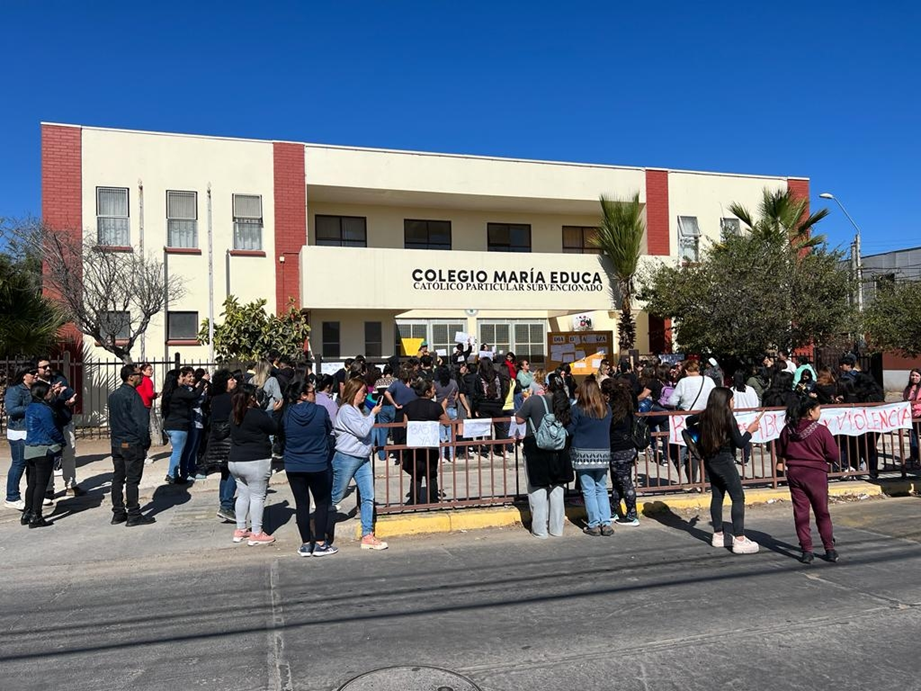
[400,337,424,357]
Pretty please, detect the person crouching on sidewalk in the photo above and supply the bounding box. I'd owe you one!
[777,397,839,564]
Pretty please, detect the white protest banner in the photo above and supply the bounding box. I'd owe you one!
[454,331,469,343]
[508,420,527,439]
[669,402,913,446]
[320,361,344,376]
[462,418,493,438]
[406,421,440,448]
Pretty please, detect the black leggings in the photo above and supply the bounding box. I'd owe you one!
[24,452,54,518]
[287,470,331,545]
[706,454,745,535]
[609,458,637,519]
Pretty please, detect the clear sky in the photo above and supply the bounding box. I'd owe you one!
[2,1,917,257]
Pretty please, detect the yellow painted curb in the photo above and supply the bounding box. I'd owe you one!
[363,481,892,538]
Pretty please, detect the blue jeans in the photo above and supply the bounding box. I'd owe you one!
[331,451,375,536]
[578,468,612,528]
[165,429,188,479]
[181,426,202,477]
[219,466,236,511]
[6,438,26,502]
[375,405,396,460]
[440,406,458,460]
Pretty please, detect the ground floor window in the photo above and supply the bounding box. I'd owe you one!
[322,321,341,358]
[478,320,545,364]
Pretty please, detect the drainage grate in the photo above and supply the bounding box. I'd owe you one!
[338,665,482,691]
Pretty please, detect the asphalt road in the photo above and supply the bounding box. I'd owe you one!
[1,487,920,691]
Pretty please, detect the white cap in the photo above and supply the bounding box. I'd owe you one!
[708,357,718,368]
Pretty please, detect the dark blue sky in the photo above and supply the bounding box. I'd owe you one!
[3,1,917,256]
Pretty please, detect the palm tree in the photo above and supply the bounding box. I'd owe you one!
[0,254,65,358]
[728,188,830,251]
[593,193,645,351]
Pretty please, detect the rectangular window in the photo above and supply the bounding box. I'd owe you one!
[404,219,452,250]
[487,223,531,252]
[322,321,341,358]
[364,321,382,358]
[315,215,367,247]
[96,187,130,246]
[677,215,701,262]
[429,321,466,357]
[100,310,131,341]
[167,311,199,341]
[720,217,741,240]
[395,321,428,355]
[233,194,263,250]
[167,190,198,248]
[479,320,546,364]
[562,226,602,254]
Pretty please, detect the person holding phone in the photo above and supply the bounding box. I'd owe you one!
[688,388,762,554]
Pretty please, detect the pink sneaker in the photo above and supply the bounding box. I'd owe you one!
[361,533,389,550]
[247,531,276,546]
[232,529,251,543]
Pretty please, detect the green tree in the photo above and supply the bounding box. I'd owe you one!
[863,280,921,356]
[199,296,311,362]
[0,253,66,358]
[728,187,830,252]
[592,192,645,351]
[640,229,855,360]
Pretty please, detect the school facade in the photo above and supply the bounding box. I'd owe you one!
[41,122,811,365]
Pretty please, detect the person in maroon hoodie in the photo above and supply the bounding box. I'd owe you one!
[777,397,839,564]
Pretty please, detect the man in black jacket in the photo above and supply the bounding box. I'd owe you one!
[108,365,155,526]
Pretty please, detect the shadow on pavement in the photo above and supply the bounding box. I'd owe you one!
[265,499,295,535]
[142,485,192,517]
[642,502,711,545]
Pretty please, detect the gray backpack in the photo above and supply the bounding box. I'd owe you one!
[529,396,567,451]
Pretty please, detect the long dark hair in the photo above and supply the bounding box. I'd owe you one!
[732,370,747,393]
[231,384,257,425]
[546,373,572,427]
[478,358,498,399]
[786,396,820,429]
[160,369,179,417]
[437,365,452,387]
[30,381,51,402]
[601,378,634,424]
[698,387,735,458]
[210,369,233,396]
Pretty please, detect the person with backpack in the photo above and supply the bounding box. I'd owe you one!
[602,379,641,527]
[689,387,762,554]
[472,358,510,456]
[566,378,614,536]
[777,397,840,564]
[515,373,573,539]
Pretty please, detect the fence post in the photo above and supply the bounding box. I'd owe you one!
[173,352,180,370]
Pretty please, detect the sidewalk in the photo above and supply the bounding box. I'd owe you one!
[2,438,916,539]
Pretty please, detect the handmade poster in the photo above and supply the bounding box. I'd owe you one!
[508,419,527,439]
[454,332,470,343]
[320,362,344,376]
[406,421,441,448]
[462,418,494,438]
[669,402,913,446]
[400,338,424,356]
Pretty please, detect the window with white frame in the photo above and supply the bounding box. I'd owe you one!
[720,217,741,241]
[394,320,465,358]
[478,320,546,364]
[233,194,263,250]
[677,216,701,262]
[96,187,130,246]
[167,190,198,248]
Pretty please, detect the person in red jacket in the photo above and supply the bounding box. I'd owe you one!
[777,397,839,564]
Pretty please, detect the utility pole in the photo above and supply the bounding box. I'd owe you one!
[819,192,864,310]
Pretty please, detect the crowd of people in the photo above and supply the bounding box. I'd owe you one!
[3,345,915,566]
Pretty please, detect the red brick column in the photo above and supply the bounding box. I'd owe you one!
[41,123,84,402]
[645,169,670,256]
[646,169,671,353]
[273,142,306,313]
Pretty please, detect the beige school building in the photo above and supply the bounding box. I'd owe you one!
[42,122,811,365]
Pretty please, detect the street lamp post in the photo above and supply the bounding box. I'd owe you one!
[820,192,864,311]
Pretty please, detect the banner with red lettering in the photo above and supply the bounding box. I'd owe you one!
[668,402,913,446]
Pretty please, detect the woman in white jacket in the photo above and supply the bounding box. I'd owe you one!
[331,377,388,550]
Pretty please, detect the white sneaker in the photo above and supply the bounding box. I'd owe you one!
[53,468,64,477]
[4,499,25,511]
[144,457,154,465]
[711,531,730,547]
[43,498,55,507]
[732,536,760,554]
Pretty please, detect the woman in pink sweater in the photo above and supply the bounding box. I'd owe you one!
[902,369,921,466]
[777,397,840,564]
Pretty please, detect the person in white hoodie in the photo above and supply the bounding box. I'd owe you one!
[331,377,388,550]
[668,360,716,486]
